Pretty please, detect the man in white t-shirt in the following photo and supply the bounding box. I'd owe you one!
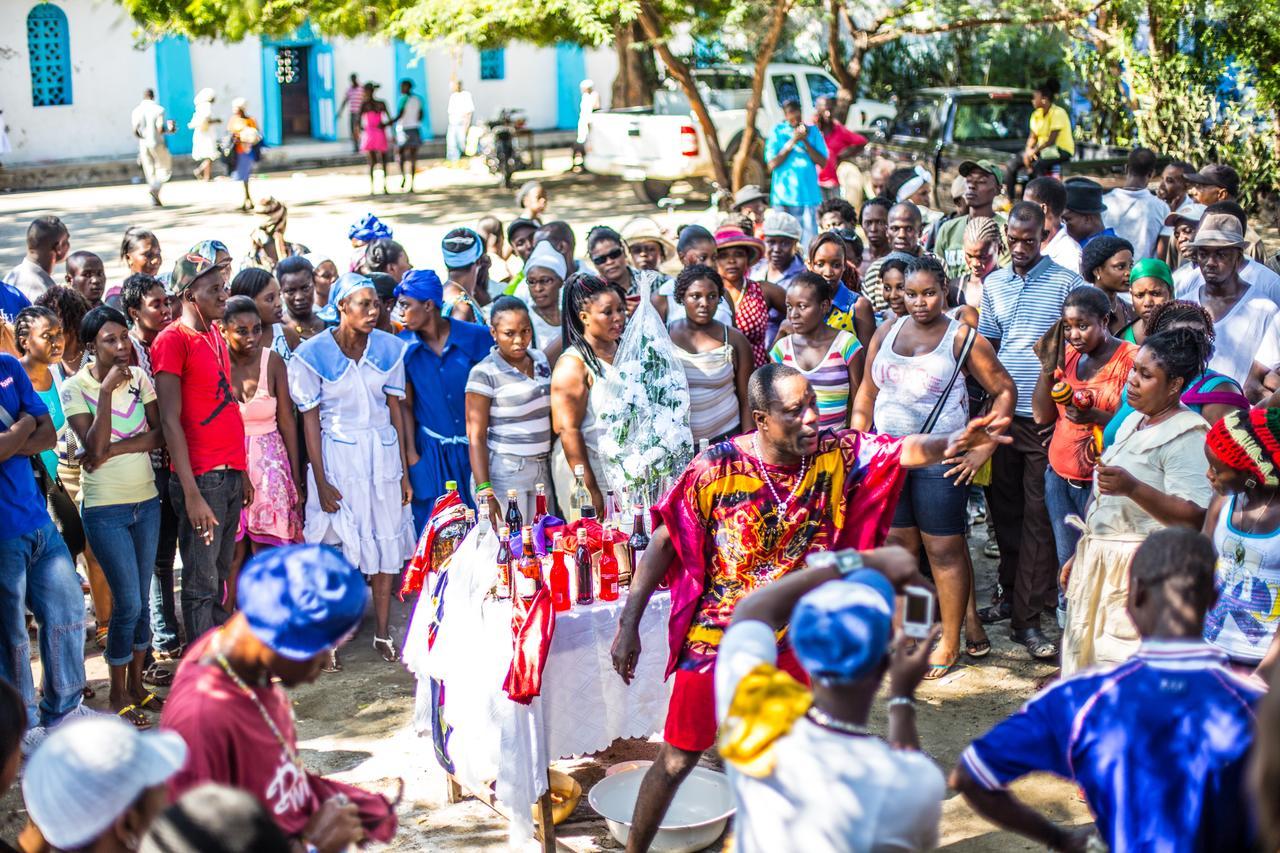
[131,88,173,207]
[1103,147,1169,260]
[714,547,944,853]
[1178,212,1280,390]
[1025,176,1081,275]
[446,80,474,162]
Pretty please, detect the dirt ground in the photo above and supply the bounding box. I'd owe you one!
[0,156,1092,850]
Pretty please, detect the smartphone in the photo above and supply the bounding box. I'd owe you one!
[902,586,935,639]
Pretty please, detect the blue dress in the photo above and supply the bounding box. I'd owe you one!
[400,320,491,531]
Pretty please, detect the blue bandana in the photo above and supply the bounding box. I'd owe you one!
[441,228,484,269]
[237,544,368,660]
[348,213,392,243]
[791,570,895,683]
[394,268,444,305]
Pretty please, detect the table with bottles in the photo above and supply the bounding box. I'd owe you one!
[408,489,673,849]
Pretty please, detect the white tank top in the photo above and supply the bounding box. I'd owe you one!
[871,316,968,437]
[1207,495,1280,663]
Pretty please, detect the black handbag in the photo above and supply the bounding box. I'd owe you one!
[31,458,85,558]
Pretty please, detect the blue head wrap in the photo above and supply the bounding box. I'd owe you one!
[317,272,376,324]
[237,544,369,659]
[394,268,444,305]
[791,569,895,683]
[348,213,392,243]
[441,228,484,269]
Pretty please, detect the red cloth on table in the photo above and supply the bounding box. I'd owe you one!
[161,633,396,842]
[503,587,557,704]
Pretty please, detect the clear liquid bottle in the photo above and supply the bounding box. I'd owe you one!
[603,489,617,523]
[574,528,593,605]
[549,534,571,612]
[569,464,591,521]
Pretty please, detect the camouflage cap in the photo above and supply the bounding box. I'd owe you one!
[169,240,230,294]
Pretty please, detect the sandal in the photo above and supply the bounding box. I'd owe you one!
[142,663,174,687]
[977,600,1011,624]
[117,705,151,729]
[1012,627,1059,661]
[923,656,959,680]
[321,650,342,673]
[138,692,165,712]
[965,638,992,658]
[155,645,185,662]
[373,636,400,663]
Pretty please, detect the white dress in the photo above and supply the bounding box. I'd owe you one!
[288,329,415,574]
[189,101,219,162]
[550,345,617,509]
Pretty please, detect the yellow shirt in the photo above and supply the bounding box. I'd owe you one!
[1029,104,1074,156]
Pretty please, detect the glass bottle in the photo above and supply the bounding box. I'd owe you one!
[581,504,597,521]
[628,503,650,571]
[533,483,548,525]
[464,508,476,532]
[549,534,571,612]
[495,525,512,599]
[603,489,617,522]
[445,479,458,494]
[599,536,619,602]
[574,528,593,605]
[569,464,591,521]
[505,489,523,533]
[515,525,541,603]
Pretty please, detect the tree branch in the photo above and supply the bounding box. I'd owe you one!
[733,0,795,189]
[866,0,1115,48]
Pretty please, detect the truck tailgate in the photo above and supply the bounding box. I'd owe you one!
[585,110,710,181]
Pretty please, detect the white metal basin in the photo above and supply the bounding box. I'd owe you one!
[588,765,734,853]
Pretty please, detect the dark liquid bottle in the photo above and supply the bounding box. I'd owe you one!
[628,503,650,571]
[505,489,523,533]
[533,483,548,526]
[574,528,593,605]
[495,526,512,599]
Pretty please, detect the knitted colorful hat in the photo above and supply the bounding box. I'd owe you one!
[1206,408,1280,487]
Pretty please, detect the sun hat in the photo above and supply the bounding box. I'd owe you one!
[1129,257,1174,291]
[524,240,568,280]
[1064,178,1106,215]
[140,784,289,853]
[959,159,1004,187]
[790,568,896,683]
[170,240,230,293]
[1081,235,1135,283]
[1184,163,1240,198]
[1164,201,1207,228]
[713,226,765,265]
[1206,408,1280,488]
[441,228,484,269]
[1189,212,1248,250]
[731,185,768,211]
[394,268,444,304]
[237,544,368,660]
[761,210,803,242]
[619,217,675,259]
[23,716,187,850]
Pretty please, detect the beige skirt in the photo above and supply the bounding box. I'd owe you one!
[1060,531,1146,677]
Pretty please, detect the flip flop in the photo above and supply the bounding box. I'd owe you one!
[923,657,958,680]
[138,692,165,712]
[966,638,992,658]
[117,705,151,730]
[321,650,342,673]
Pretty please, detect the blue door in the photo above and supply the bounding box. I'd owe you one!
[261,44,282,146]
[393,39,430,136]
[309,42,336,140]
[555,43,586,131]
[154,36,195,155]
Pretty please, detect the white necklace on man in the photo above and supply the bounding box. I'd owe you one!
[752,433,810,515]
[806,706,870,736]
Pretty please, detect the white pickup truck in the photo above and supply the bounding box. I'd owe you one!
[585,63,894,204]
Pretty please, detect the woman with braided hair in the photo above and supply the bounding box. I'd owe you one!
[1202,408,1280,674]
[1060,328,1215,674]
[550,272,627,511]
[1101,299,1248,448]
[953,215,1003,312]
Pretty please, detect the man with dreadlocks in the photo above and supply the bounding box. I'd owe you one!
[610,361,1010,853]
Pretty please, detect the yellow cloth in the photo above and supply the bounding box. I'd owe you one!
[717,663,812,779]
[1029,105,1074,157]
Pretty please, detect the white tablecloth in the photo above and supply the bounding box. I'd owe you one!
[404,525,672,846]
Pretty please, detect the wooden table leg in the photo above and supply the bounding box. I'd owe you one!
[535,788,556,853]
[445,773,464,804]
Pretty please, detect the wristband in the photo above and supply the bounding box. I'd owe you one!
[887,696,915,710]
[475,481,492,493]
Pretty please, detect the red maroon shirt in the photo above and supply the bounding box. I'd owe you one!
[817,121,867,187]
[151,321,247,474]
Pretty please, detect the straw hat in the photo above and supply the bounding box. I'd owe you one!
[620,217,675,260]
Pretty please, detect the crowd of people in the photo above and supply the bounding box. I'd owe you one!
[3,91,1280,851]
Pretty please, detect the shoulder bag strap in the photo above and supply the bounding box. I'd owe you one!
[921,324,976,434]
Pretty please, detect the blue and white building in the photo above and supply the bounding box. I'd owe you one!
[1,0,616,165]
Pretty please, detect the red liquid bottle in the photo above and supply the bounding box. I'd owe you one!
[599,536,619,602]
[549,534,571,612]
[495,526,512,599]
[574,528,593,605]
[533,483,548,526]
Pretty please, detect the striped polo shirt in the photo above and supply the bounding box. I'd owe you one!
[465,347,553,456]
[977,256,1081,417]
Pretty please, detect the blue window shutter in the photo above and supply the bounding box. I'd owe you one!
[309,42,336,140]
[155,35,195,155]
[480,48,505,81]
[260,44,282,146]
[27,3,73,107]
[393,39,430,136]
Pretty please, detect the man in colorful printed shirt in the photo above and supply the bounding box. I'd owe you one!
[952,527,1263,853]
[610,362,1009,852]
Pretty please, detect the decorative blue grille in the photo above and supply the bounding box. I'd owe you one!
[27,4,72,107]
[480,48,505,81]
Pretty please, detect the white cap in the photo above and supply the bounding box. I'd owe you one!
[1164,200,1207,227]
[23,716,187,849]
[525,240,568,280]
[761,209,802,241]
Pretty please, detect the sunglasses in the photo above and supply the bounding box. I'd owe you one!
[591,247,625,266]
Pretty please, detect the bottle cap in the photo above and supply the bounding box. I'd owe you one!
[573,464,584,476]
[508,489,518,498]
[582,505,597,519]
[536,482,545,492]
[445,480,457,491]
[577,528,588,541]
[499,525,510,535]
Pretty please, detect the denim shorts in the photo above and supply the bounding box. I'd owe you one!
[891,462,969,537]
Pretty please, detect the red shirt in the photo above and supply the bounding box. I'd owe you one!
[817,121,867,186]
[151,320,247,474]
[161,633,396,841]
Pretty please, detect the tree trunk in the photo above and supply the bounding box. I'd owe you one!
[826,0,857,123]
[611,20,658,108]
[732,0,794,190]
[635,0,733,193]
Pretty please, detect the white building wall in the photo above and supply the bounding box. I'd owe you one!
[186,40,262,138]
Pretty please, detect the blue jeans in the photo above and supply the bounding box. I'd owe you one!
[0,522,85,727]
[1044,468,1093,569]
[83,498,161,667]
[446,123,468,160]
[776,203,819,249]
[150,468,181,653]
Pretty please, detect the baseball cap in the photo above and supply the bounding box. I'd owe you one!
[505,217,539,243]
[731,184,768,211]
[761,209,802,241]
[169,240,230,294]
[1164,201,1207,227]
[237,544,369,660]
[959,159,1004,186]
[1189,212,1248,250]
[1184,163,1239,198]
[23,716,187,850]
[790,568,896,683]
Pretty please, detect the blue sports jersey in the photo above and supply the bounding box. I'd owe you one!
[961,640,1262,852]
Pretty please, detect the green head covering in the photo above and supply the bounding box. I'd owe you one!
[1129,257,1174,292]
